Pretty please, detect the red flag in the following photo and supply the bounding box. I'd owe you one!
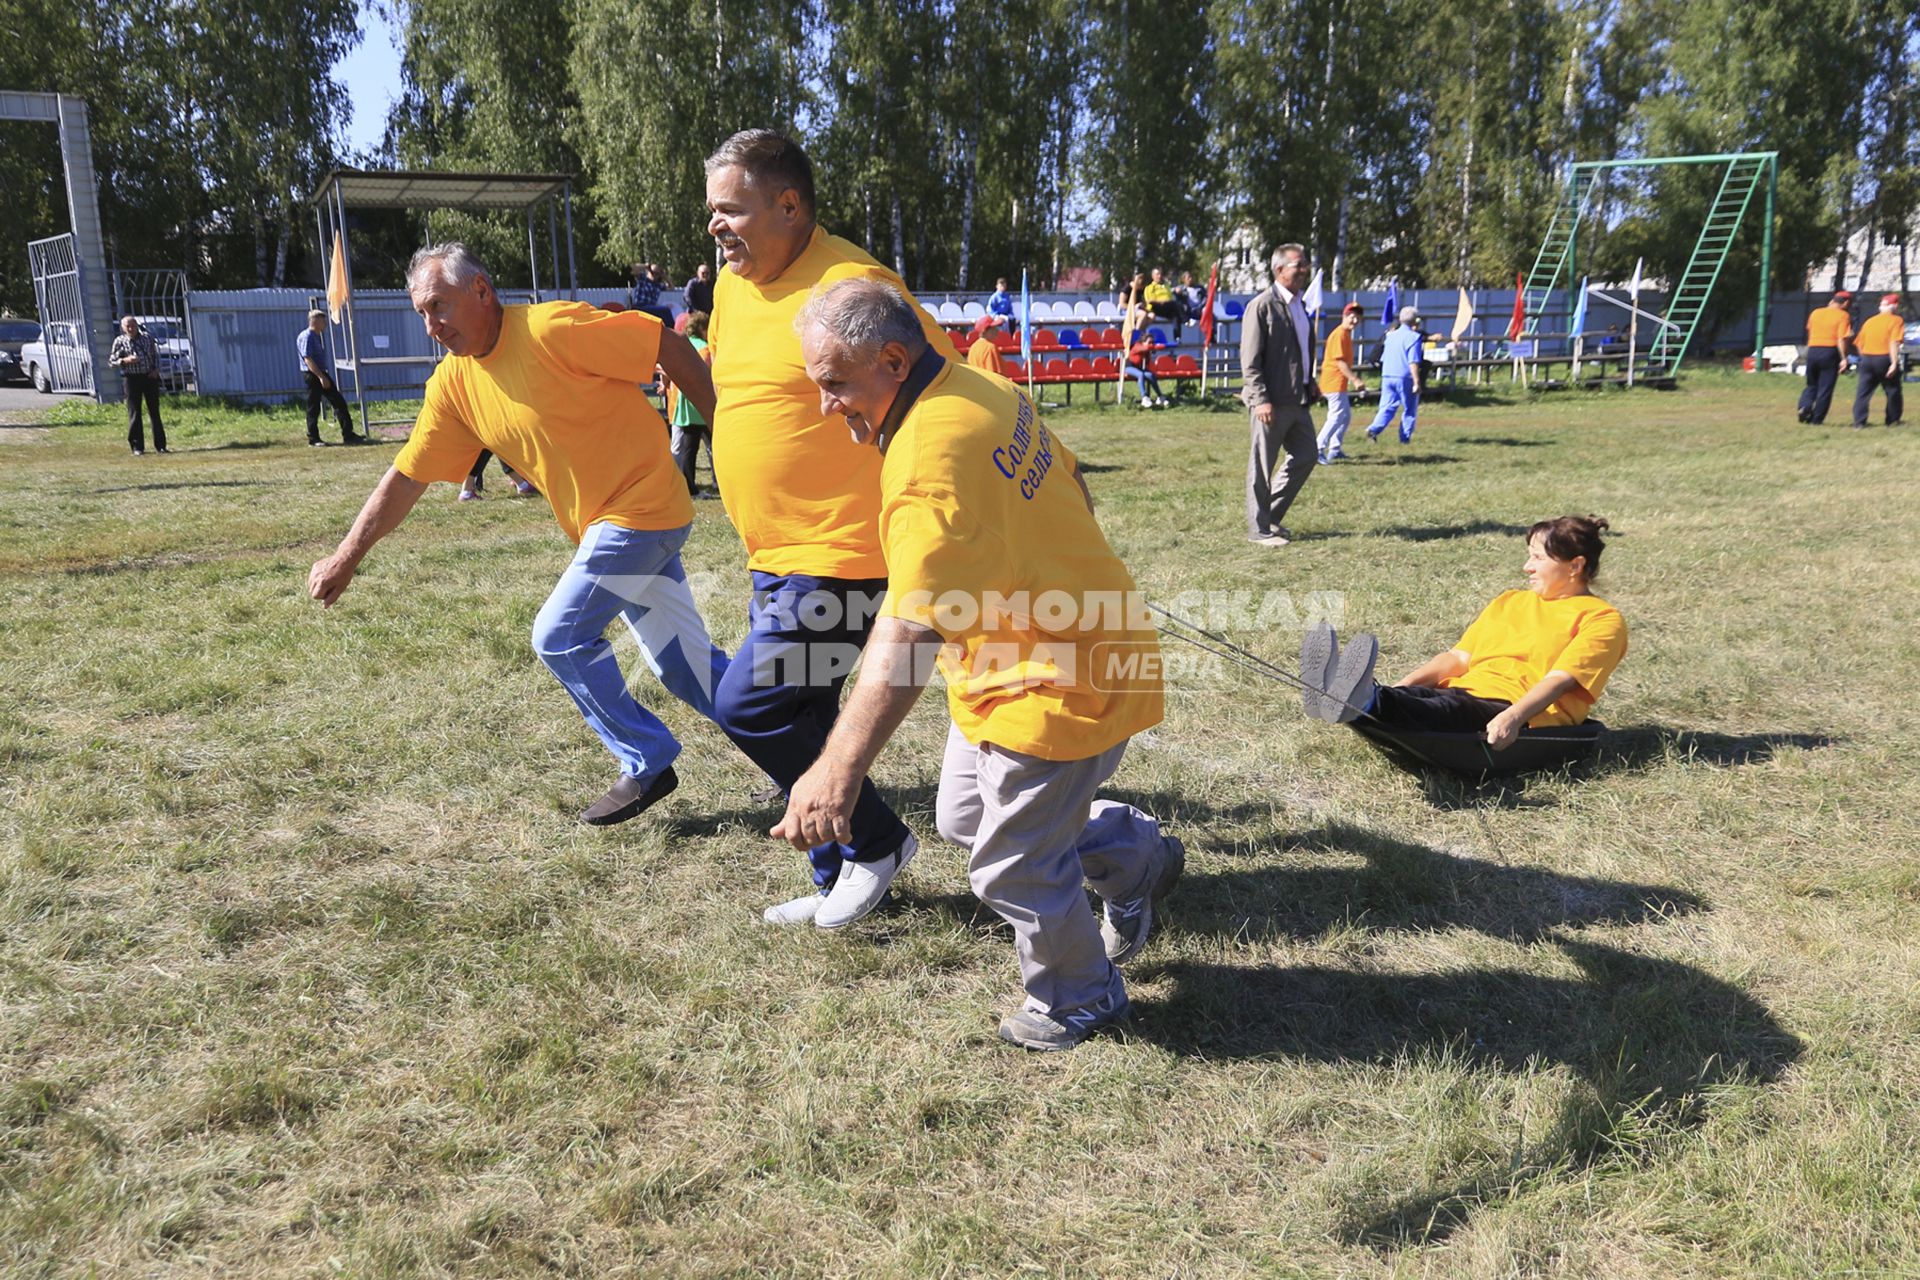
[1199,262,1220,347]
[1506,271,1526,340]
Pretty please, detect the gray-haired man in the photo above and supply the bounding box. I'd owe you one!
[307,243,729,826]
[298,309,361,446]
[780,276,1182,1051]
[1240,243,1322,547]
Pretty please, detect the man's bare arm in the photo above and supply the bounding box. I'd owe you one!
[656,328,716,425]
[307,466,429,607]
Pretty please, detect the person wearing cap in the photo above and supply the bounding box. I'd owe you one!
[298,309,363,446]
[783,276,1181,1051]
[1316,302,1366,463]
[1365,305,1424,445]
[1851,294,1904,428]
[1798,291,1855,424]
[1241,242,1322,547]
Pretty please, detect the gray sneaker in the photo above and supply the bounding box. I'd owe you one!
[1100,835,1186,964]
[1324,633,1379,724]
[1299,621,1339,721]
[996,991,1132,1051]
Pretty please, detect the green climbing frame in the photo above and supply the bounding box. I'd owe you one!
[1523,151,1779,376]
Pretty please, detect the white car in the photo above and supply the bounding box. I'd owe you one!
[21,317,194,393]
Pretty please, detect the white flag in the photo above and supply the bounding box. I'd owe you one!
[1302,269,1324,316]
[1629,257,1643,298]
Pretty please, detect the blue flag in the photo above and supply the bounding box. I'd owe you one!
[1019,269,1031,367]
[1384,277,1399,325]
[1569,277,1589,344]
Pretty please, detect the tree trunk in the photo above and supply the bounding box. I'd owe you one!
[957,130,978,289]
[1856,220,1877,293]
[891,188,906,280]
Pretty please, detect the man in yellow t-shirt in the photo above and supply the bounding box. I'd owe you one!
[1314,302,1366,463]
[1798,291,1855,423]
[1851,293,1905,428]
[776,278,1182,1051]
[307,243,729,827]
[703,129,955,930]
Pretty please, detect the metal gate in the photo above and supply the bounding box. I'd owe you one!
[28,233,91,393]
[114,268,195,392]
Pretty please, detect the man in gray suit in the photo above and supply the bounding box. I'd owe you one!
[1240,243,1321,547]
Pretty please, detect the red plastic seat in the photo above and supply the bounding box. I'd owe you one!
[1151,355,1177,375]
[993,329,1020,351]
[1091,356,1119,377]
[1098,327,1123,349]
[1174,354,1201,375]
[1034,328,1058,349]
[1004,357,1024,378]
[1067,356,1095,379]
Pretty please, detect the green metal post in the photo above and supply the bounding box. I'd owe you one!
[1756,156,1777,365]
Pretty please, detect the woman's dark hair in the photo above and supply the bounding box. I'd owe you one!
[1528,515,1610,579]
[686,309,710,340]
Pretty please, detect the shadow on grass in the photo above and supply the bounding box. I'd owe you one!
[211,440,278,451]
[1350,452,1460,466]
[1453,435,1553,447]
[1075,462,1126,474]
[1588,725,1838,773]
[89,479,273,495]
[1376,519,1530,542]
[1136,935,1801,1251]
[1176,819,1702,945]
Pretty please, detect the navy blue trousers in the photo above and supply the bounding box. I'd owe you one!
[713,572,911,888]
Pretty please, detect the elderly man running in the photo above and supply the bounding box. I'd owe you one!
[780,278,1183,1051]
[703,128,955,929]
[307,243,729,826]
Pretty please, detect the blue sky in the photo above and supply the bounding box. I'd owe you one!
[335,1,405,159]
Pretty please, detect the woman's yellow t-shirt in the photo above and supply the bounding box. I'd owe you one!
[1445,589,1628,725]
[395,302,691,544]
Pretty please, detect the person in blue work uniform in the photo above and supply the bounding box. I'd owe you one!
[1366,305,1424,444]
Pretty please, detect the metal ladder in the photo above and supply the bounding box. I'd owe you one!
[1522,167,1597,327]
[1645,154,1771,373]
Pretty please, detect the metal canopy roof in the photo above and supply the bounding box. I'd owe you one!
[308,169,572,212]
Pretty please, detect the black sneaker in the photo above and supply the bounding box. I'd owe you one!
[580,766,679,826]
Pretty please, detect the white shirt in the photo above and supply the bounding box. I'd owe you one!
[1274,283,1312,367]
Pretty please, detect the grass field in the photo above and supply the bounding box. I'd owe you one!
[3,369,1918,1277]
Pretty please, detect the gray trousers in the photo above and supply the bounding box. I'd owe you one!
[936,722,1163,1016]
[1247,403,1317,538]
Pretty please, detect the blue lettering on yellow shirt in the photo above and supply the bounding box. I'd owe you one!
[991,393,1056,499]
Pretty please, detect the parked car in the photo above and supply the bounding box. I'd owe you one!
[20,316,194,393]
[0,317,40,384]
[1904,321,1920,367]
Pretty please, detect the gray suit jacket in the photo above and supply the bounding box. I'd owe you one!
[1240,287,1320,409]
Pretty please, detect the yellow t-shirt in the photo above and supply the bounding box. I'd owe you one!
[1806,307,1853,348]
[395,302,690,544]
[708,227,954,578]
[1856,312,1904,356]
[1445,589,1628,725]
[877,359,1164,760]
[1318,325,1356,393]
[966,337,1007,375]
[1143,281,1174,306]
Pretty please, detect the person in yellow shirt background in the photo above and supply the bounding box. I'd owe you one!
[306,243,729,828]
[1851,293,1904,428]
[1798,290,1854,423]
[702,129,955,929]
[1315,301,1367,463]
[1142,266,1182,339]
[1299,516,1626,751]
[775,278,1182,1051]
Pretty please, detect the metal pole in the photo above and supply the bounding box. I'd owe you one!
[334,181,368,435]
[1566,190,1578,358]
[547,198,560,301]
[563,181,578,297]
[527,211,541,301]
[1757,155,1777,366]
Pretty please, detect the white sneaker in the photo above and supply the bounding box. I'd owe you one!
[762,892,825,924]
[815,834,918,929]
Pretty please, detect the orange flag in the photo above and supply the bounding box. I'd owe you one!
[327,232,349,323]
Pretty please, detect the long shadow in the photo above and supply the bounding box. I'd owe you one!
[1136,936,1801,1249]
[1350,452,1460,466]
[88,479,272,495]
[1075,462,1125,474]
[1453,435,1553,447]
[1377,519,1530,542]
[1171,820,1702,947]
[1587,725,1838,774]
[212,440,278,451]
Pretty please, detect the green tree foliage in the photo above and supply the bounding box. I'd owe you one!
[6,0,1914,315]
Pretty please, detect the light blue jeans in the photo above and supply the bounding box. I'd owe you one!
[531,520,730,781]
[1367,376,1419,439]
[1317,392,1353,456]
